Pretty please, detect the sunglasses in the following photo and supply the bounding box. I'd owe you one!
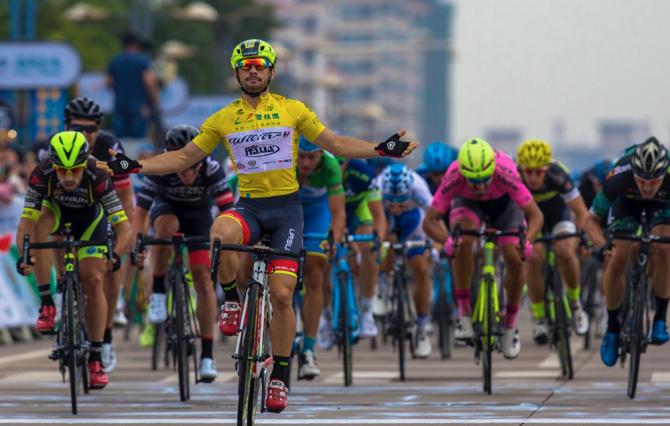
[523,167,547,177]
[55,164,86,176]
[69,124,98,134]
[236,58,271,71]
[466,176,492,185]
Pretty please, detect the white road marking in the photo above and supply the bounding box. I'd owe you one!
[538,354,559,368]
[495,370,559,378]
[651,372,670,383]
[160,372,236,384]
[0,370,62,383]
[1,418,670,424]
[324,371,398,384]
[0,348,48,367]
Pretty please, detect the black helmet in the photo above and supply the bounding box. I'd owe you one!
[165,124,199,151]
[64,97,103,124]
[631,136,669,179]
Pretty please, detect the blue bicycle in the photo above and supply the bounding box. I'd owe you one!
[432,250,455,360]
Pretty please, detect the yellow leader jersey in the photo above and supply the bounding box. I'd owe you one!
[193,93,326,199]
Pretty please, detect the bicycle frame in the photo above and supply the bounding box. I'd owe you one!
[211,239,305,425]
[23,227,114,415]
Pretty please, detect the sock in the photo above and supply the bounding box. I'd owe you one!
[270,355,291,384]
[302,336,315,353]
[607,308,621,334]
[531,301,546,320]
[89,341,102,363]
[201,337,213,359]
[503,304,520,329]
[360,297,373,313]
[567,286,581,307]
[152,275,166,294]
[416,314,430,330]
[455,288,472,316]
[103,328,112,344]
[38,284,54,306]
[654,297,669,323]
[220,280,240,303]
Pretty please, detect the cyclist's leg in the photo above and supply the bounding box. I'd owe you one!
[300,199,329,366]
[526,236,547,343]
[600,197,637,365]
[146,201,178,323]
[181,208,218,368]
[648,210,670,344]
[354,200,378,313]
[448,198,482,327]
[33,203,58,332]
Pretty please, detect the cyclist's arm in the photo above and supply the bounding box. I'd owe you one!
[369,198,387,238]
[521,200,543,242]
[15,217,37,259]
[131,206,150,236]
[116,185,135,226]
[139,142,208,175]
[112,218,133,257]
[314,128,416,158]
[566,194,589,230]
[327,193,346,243]
[584,212,607,248]
[422,207,448,243]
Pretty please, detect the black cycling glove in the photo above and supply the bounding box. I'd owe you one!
[375,133,411,158]
[108,152,142,175]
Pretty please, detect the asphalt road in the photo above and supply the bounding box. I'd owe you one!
[1,317,669,426]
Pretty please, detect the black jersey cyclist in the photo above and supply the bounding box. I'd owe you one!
[16,131,132,389]
[133,125,234,383]
[585,137,670,367]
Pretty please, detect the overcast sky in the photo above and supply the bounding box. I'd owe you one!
[451,0,670,145]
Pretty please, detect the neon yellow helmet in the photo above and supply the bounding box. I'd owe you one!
[458,138,496,180]
[517,139,552,168]
[230,39,277,69]
[49,131,89,168]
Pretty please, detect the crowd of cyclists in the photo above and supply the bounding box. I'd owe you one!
[12,38,670,415]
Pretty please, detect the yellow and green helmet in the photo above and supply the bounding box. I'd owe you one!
[458,138,496,180]
[230,39,277,69]
[49,131,89,168]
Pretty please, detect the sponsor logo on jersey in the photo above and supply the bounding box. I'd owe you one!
[244,145,280,157]
[228,130,291,145]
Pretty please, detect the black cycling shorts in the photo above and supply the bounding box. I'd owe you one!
[607,197,670,233]
[43,201,109,260]
[149,197,212,252]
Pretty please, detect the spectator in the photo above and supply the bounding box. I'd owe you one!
[106,32,161,139]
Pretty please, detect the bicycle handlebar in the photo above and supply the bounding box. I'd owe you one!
[534,232,582,244]
[381,239,432,251]
[449,224,527,259]
[131,233,210,267]
[22,230,114,267]
[606,232,670,246]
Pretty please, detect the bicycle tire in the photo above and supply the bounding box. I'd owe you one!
[436,267,452,360]
[550,268,574,380]
[237,283,259,426]
[394,273,407,382]
[248,296,270,422]
[627,279,645,399]
[75,279,89,395]
[482,276,493,395]
[65,277,79,415]
[338,272,353,387]
[580,258,599,350]
[174,270,190,402]
[151,321,164,371]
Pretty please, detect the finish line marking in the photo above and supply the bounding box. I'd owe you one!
[1,419,669,424]
[0,348,48,367]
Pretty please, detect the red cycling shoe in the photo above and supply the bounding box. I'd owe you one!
[265,379,288,413]
[218,302,241,336]
[36,305,57,334]
[88,361,109,389]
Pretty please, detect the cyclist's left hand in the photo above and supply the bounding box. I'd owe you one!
[375,130,418,158]
[106,252,122,272]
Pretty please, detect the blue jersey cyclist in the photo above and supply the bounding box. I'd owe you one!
[417,141,458,194]
[296,136,345,380]
[378,163,434,359]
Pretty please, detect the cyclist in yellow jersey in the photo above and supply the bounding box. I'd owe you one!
[100,38,417,413]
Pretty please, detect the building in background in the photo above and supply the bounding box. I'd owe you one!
[598,120,650,157]
[265,0,454,155]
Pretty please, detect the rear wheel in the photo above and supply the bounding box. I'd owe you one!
[627,279,645,399]
[436,268,453,360]
[482,277,493,395]
[394,274,407,382]
[339,272,353,387]
[173,271,190,402]
[65,278,79,415]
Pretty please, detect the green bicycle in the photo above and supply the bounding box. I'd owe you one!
[451,225,525,394]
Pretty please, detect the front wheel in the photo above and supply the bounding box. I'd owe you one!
[627,281,646,399]
[173,271,190,402]
[338,272,353,387]
[64,278,79,415]
[394,274,407,382]
[237,283,260,426]
[482,277,493,395]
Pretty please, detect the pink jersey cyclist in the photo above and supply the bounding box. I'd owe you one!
[431,150,532,245]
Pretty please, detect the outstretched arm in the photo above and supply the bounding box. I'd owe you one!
[314,129,418,158]
[139,142,208,175]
